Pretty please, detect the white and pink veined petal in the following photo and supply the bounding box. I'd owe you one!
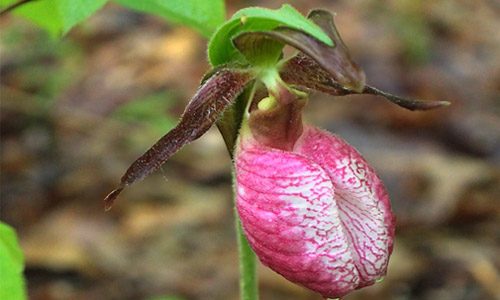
[235,125,396,299]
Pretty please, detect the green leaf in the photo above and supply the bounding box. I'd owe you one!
[0,222,26,300]
[231,32,284,67]
[0,0,108,37]
[114,0,225,38]
[208,4,333,67]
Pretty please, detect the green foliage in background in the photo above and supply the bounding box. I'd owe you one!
[113,92,176,134]
[0,222,26,300]
[1,25,82,108]
[391,12,432,64]
[371,0,432,65]
[208,4,333,66]
[113,92,177,149]
[114,0,225,38]
[1,0,225,38]
[0,0,108,37]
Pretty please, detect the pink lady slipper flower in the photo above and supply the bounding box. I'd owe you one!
[104,6,448,299]
[235,88,395,298]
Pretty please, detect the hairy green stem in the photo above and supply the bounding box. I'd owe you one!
[236,217,258,300]
[223,83,259,300]
[231,150,258,300]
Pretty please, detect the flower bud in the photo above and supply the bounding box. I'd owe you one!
[235,124,395,299]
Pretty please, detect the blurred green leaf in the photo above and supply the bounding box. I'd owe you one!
[393,14,432,64]
[0,0,108,37]
[0,222,26,300]
[113,92,177,135]
[114,0,225,38]
[1,24,83,108]
[208,4,333,66]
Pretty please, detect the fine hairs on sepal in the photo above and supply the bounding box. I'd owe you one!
[104,5,449,299]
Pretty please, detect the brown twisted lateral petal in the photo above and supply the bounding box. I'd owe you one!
[361,85,450,111]
[280,53,450,111]
[280,53,352,96]
[278,9,358,95]
[279,9,450,111]
[232,12,365,92]
[104,68,254,210]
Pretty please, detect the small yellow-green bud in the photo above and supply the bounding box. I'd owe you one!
[257,96,277,111]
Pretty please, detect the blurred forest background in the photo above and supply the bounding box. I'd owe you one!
[1,0,499,299]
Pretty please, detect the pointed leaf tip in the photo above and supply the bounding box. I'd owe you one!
[363,85,451,111]
[104,187,124,211]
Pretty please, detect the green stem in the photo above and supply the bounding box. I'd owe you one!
[221,82,259,299]
[236,217,258,300]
